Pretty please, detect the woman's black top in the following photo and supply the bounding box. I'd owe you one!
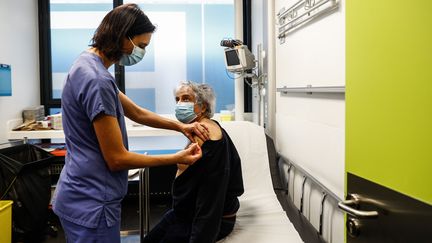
[172,121,244,243]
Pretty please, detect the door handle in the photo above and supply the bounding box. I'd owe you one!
[338,195,379,218]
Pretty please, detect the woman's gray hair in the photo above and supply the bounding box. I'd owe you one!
[175,81,216,118]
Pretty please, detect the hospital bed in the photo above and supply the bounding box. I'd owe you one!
[133,121,335,242]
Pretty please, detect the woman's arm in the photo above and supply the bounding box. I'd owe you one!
[119,91,209,141]
[93,113,202,171]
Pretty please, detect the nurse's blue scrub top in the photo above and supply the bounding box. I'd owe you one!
[52,51,129,228]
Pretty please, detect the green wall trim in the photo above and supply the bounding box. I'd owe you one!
[346,0,432,204]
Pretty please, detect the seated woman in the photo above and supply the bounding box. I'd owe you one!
[144,81,244,243]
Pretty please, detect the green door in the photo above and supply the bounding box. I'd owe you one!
[345,1,432,242]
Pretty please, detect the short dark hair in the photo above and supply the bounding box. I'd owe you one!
[91,3,156,62]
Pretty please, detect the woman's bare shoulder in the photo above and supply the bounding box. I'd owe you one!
[203,119,222,141]
[193,119,222,143]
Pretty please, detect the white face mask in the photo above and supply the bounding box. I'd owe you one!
[118,37,146,66]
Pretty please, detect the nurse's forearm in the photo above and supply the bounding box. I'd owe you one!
[135,108,182,132]
[108,150,180,171]
[119,91,182,132]
[107,143,200,171]
[93,114,201,171]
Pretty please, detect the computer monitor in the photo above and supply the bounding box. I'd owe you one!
[225,49,240,66]
[224,45,255,73]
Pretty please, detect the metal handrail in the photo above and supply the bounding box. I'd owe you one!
[277,0,304,19]
[277,0,340,39]
[280,156,343,204]
[280,156,343,239]
[277,85,345,94]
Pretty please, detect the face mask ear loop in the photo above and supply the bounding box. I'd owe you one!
[129,37,136,47]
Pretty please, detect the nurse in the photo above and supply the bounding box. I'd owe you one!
[52,4,207,243]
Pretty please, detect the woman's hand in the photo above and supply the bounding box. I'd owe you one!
[181,122,210,142]
[176,143,202,165]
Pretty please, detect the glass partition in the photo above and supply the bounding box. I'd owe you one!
[48,0,235,114]
[124,0,235,114]
[50,0,113,99]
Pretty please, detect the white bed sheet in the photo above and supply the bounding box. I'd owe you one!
[218,121,303,243]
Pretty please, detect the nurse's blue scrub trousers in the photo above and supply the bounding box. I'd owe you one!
[59,211,120,243]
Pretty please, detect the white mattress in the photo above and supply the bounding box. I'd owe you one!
[218,121,303,243]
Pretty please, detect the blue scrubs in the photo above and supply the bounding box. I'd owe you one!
[52,51,128,242]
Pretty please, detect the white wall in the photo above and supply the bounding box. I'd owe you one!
[0,0,40,141]
[272,0,345,242]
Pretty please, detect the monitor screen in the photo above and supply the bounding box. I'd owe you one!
[225,49,240,66]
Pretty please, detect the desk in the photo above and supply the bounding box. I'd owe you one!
[6,118,182,140]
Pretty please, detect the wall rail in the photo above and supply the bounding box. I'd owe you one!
[277,85,345,94]
[277,0,340,43]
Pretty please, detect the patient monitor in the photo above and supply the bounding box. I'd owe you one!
[221,39,255,73]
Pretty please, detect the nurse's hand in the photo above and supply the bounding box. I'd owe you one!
[181,122,210,142]
[176,143,202,165]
